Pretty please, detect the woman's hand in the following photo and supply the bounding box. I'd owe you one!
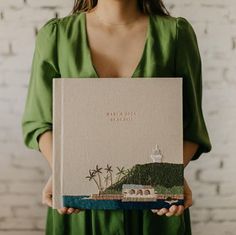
[42,175,83,215]
[151,178,193,216]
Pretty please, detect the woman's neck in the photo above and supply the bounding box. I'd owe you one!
[90,0,143,25]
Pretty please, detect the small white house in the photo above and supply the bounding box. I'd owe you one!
[122,184,156,201]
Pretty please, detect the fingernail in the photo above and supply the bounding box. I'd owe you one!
[157,209,165,215]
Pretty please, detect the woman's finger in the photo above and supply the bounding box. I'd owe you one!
[151,209,159,214]
[165,205,178,217]
[175,205,184,216]
[57,207,68,215]
[57,207,83,215]
[67,208,76,214]
[157,208,168,216]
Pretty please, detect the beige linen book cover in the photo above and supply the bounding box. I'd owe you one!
[53,77,184,210]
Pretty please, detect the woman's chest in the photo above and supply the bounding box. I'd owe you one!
[86,28,147,78]
[85,13,150,78]
[58,15,177,78]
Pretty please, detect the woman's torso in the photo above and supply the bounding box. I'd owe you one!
[54,11,177,79]
[39,11,193,235]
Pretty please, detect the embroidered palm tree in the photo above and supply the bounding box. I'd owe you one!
[85,169,99,189]
[92,164,103,192]
[125,168,131,175]
[116,166,126,182]
[104,164,113,186]
[103,175,110,188]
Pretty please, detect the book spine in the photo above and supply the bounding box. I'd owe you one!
[52,78,63,209]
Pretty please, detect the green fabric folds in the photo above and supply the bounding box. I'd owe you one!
[46,208,192,235]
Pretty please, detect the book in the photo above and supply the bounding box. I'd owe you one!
[52,77,184,210]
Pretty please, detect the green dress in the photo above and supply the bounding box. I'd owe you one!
[21,11,212,235]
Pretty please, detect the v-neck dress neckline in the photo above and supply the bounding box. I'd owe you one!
[82,12,152,78]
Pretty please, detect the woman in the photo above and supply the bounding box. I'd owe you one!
[21,0,212,234]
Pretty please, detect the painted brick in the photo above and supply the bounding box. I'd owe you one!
[0,1,236,234]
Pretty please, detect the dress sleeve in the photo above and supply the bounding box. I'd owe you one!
[175,17,212,161]
[21,18,60,151]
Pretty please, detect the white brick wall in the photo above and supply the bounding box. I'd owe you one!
[0,1,235,234]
